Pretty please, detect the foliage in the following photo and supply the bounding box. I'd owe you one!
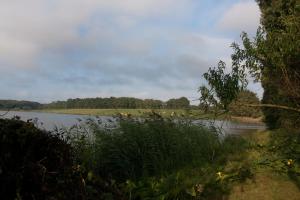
[252,129,300,188]
[44,96,191,110]
[0,100,41,110]
[61,113,254,199]
[166,97,190,109]
[229,90,262,118]
[92,116,221,181]
[1,113,259,200]
[40,108,206,119]
[118,134,252,200]
[268,129,300,168]
[231,0,300,129]
[0,118,84,199]
[0,118,127,200]
[199,0,300,129]
[199,60,247,112]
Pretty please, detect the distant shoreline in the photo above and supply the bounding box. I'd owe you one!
[1,109,264,124]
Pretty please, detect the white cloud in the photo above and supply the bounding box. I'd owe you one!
[218,1,260,33]
[0,33,38,67]
[0,0,194,68]
[0,0,263,101]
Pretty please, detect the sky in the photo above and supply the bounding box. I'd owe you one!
[0,0,262,103]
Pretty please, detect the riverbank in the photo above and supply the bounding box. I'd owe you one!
[231,116,264,124]
[1,116,298,199]
[33,108,203,117]
[28,108,264,123]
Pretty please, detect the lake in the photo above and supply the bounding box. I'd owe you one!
[0,111,265,134]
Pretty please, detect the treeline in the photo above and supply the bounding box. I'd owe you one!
[229,90,262,118]
[0,100,41,110]
[45,97,190,109]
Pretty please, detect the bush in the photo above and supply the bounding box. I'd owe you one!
[0,118,84,200]
[229,90,262,118]
[269,129,300,165]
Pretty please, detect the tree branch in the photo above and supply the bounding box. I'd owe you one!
[242,103,300,113]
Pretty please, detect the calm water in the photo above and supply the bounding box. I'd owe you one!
[0,111,114,130]
[0,111,265,134]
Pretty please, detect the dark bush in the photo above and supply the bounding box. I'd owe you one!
[0,118,85,200]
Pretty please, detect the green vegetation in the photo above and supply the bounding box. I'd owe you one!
[199,0,300,129]
[231,0,300,129]
[57,114,256,199]
[229,90,262,118]
[254,0,300,129]
[228,130,300,200]
[0,97,193,113]
[0,118,85,199]
[0,100,41,110]
[37,108,217,118]
[44,96,191,110]
[194,0,300,198]
[38,108,189,116]
[2,116,299,199]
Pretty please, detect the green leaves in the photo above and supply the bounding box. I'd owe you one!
[200,59,247,111]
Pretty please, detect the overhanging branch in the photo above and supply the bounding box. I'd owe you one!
[242,103,300,113]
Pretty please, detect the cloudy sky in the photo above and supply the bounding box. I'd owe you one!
[0,0,262,103]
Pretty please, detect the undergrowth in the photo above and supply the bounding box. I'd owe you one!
[2,113,269,199]
[59,113,253,199]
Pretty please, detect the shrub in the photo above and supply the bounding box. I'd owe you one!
[0,118,84,200]
[229,90,262,118]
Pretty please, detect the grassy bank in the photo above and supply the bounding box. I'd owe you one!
[34,108,264,123]
[228,130,300,199]
[35,108,213,118]
[64,116,299,199]
[61,115,252,199]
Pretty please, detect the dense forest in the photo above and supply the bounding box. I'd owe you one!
[44,97,191,109]
[0,97,191,110]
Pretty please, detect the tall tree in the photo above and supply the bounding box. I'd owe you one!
[200,0,300,129]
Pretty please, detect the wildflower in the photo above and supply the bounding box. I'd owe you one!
[287,159,293,166]
[216,171,226,181]
[120,112,128,117]
[195,183,204,193]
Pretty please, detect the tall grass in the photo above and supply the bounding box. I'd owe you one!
[92,117,221,181]
[58,114,251,199]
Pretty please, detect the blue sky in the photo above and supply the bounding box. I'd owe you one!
[0,0,262,103]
